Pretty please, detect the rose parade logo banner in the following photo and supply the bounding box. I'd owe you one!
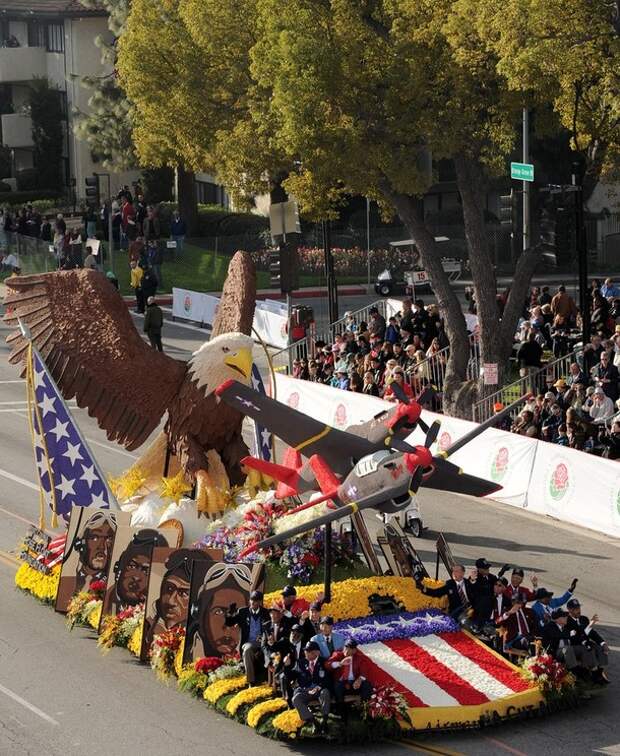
[490,446,509,483]
[544,457,573,511]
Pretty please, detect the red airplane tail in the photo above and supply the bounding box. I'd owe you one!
[241,455,301,498]
[308,454,340,495]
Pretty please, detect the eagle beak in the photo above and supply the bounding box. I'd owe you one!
[224,347,253,379]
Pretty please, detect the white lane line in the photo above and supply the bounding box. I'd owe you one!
[0,468,39,491]
[0,504,41,528]
[86,437,137,459]
[0,379,25,384]
[0,682,60,726]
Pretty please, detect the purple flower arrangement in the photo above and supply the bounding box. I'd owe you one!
[334,609,459,645]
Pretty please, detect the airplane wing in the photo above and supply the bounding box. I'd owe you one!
[422,458,502,498]
[216,380,377,475]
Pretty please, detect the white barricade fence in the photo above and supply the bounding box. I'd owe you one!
[272,375,619,534]
[172,288,288,348]
[527,442,620,538]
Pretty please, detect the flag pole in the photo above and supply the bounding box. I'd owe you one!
[17,318,120,512]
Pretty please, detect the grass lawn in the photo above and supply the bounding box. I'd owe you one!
[10,241,369,295]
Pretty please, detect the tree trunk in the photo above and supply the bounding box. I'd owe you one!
[177,164,198,235]
[380,181,472,417]
[455,155,541,412]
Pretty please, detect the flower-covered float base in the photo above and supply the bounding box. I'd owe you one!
[14,562,555,738]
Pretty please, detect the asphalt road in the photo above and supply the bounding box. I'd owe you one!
[0,309,619,756]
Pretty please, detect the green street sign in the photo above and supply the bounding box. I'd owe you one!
[511,162,534,182]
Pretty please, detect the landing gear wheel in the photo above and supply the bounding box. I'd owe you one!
[379,283,391,296]
[406,517,422,538]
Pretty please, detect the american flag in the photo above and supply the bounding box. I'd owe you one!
[250,363,272,461]
[27,345,117,525]
[37,533,67,569]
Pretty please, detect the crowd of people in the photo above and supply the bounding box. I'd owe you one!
[291,300,449,401]
[503,282,620,458]
[223,561,609,733]
[290,279,620,460]
[224,584,371,734]
[417,559,609,684]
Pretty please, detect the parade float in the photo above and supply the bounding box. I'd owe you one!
[5,254,581,743]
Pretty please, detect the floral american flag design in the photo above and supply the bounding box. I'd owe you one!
[27,346,116,523]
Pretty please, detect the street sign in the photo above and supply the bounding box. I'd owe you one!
[511,162,534,182]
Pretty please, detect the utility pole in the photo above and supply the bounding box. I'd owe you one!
[522,108,530,251]
[366,197,371,291]
[573,165,589,346]
[323,219,338,324]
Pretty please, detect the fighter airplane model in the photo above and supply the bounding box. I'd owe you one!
[215,378,529,554]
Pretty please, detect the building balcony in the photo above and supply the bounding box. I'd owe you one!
[0,46,47,83]
[1,113,34,149]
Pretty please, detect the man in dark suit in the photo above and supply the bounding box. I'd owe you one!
[262,603,294,667]
[468,558,499,629]
[540,608,586,670]
[299,601,322,644]
[292,640,332,733]
[225,590,270,685]
[481,578,512,637]
[277,624,305,703]
[417,564,473,620]
[567,598,610,684]
[497,594,537,651]
[326,639,373,704]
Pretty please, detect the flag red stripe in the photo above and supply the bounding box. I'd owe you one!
[358,650,428,708]
[384,639,490,706]
[438,632,531,693]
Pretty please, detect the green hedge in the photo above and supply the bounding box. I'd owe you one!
[158,202,268,237]
[0,191,63,209]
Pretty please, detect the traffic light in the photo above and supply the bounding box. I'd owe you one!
[499,190,517,230]
[269,242,299,294]
[537,189,577,266]
[85,175,100,208]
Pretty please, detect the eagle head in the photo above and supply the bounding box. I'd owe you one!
[187,332,254,393]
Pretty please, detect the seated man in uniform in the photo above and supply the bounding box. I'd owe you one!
[291,640,332,734]
[566,598,610,684]
[497,594,537,652]
[326,639,373,706]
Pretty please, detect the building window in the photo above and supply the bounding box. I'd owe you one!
[27,20,46,48]
[46,22,64,53]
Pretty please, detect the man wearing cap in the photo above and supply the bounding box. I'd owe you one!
[281,585,310,619]
[417,564,474,621]
[300,601,323,644]
[262,603,294,667]
[566,599,610,683]
[311,616,346,659]
[541,609,579,665]
[468,558,499,628]
[326,639,373,704]
[498,594,537,651]
[504,568,538,603]
[225,590,270,686]
[531,579,577,630]
[291,641,332,733]
[277,624,308,703]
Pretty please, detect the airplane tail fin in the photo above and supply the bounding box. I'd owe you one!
[308,454,341,496]
[240,456,300,498]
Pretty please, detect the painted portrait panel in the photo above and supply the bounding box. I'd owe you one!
[55,506,130,613]
[140,547,221,661]
[184,562,265,663]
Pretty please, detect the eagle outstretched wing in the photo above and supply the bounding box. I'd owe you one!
[3,269,187,449]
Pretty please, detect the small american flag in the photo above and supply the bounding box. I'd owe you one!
[250,363,272,461]
[36,533,67,569]
[27,344,117,526]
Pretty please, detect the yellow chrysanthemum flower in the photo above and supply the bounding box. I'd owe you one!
[128,625,143,657]
[246,698,288,728]
[226,685,273,716]
[203,676,247,705]
[272,708,304,735]
[264,576,446,622]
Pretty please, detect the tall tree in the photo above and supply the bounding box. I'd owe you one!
[474,0,620,200]
[120,0,601,415]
